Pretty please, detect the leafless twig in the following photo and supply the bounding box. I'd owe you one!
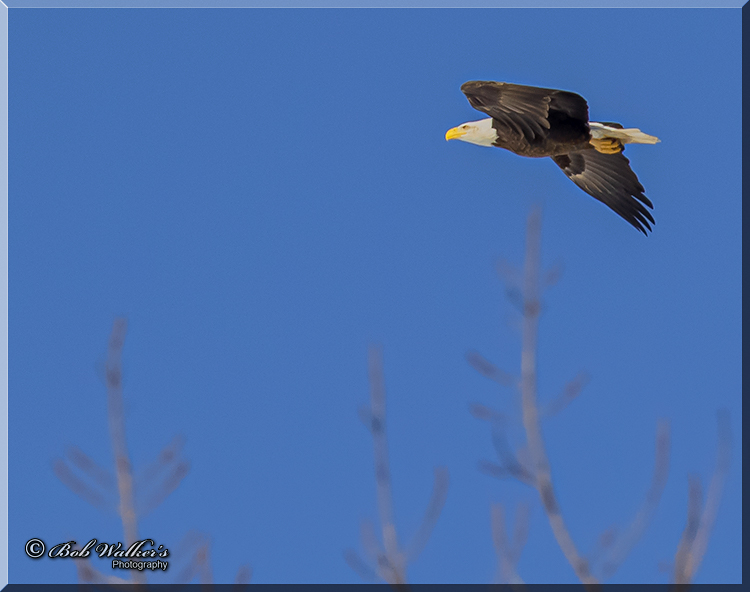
[104,319,145,585]
[75,561,131,586]
[541,371,589,418]
[466,350,515,387]
[597,419,671,579]
[344,547,381,582]
[367,345,405,585]
[516,207,598,587]
[52,447,117,512]
[56,319,249,585]
[490,502,529,586]
[473,207,731,585]
[405,466,450,563]
[347,346,449,587]
[488,428,535,487]
[135,435,191,517]
[468,402,507,424]
[673,410,732,586]
[234,565,253,587]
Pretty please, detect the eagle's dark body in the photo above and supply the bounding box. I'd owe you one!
[451,81,658,234]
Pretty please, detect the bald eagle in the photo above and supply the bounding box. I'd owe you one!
[446,81,659,234]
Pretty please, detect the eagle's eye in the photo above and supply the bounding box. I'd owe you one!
[462,125,469,130]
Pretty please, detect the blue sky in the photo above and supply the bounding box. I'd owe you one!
[8,6,741,585]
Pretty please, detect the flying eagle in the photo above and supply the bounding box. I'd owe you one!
[446,81,659,234]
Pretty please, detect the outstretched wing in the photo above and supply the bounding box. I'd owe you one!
[551,149,655,234]
[460,81,589,143]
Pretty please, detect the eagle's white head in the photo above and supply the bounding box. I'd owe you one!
[445,118,497,147]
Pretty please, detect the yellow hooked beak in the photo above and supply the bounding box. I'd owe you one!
[445,126,466,141]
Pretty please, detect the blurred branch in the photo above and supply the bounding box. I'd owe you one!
[490,502,529,586]
[171,529,251,586]
[468,402,507,424]
[172,530,213,584]
[474,206,731,585]
[52,447,117,513]
[479,459,523,482]
[55,319,248,585]
[75,562,130,585]
[673,410,732,586]
[343,548,381,583]
[347,346,449,587]
[466,350,515,387]
[597,419,671,579]
[542,259,564,288]
[516,207,598,588]
[488,428,535,487]
[673,474,702,588]
[509,501,531,566]
[359,518,383,565]
[541,371,589,418]
[105,318,145,585]
[196,540,214,585]
[367,345,405,585]
[64,445,117,491]
[234,565,253,587]
[405,467,450,563]
[135,435,191,517]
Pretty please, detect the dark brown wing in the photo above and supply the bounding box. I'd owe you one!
[551,149,655,234]
[460,81,589,143]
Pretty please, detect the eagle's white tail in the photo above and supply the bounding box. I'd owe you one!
[590,122,660,144]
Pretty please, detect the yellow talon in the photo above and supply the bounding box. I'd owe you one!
[591,137,623,154]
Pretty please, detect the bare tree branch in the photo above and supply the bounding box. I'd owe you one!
[475,207,731,585]
[468,402,507,424]
[135,435,191,517]
[478,459,535,488]
[359,518,383,565]
[542,371,589,418]
[104,318,145,585]
[343,548,381,582]
[517,207,598,588]
[196,540,214,585]
[57,320,247,585]
[75,561,130,585]
[686,410,732,576]
[405,467,450,563]
[543,259,564,288]
[490,503,527,586]
[348,346,448,587]
[598,419,671,579]
[172,530,213,584]
[466,350,515,387]
[674,410,732,585]
[65,445,117,491]
[52,456,115,512]
[674,474,703,586]
[510,501,532,566]
[233,565,253,587]
[366,345,405,584]
[490,428,535,486]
